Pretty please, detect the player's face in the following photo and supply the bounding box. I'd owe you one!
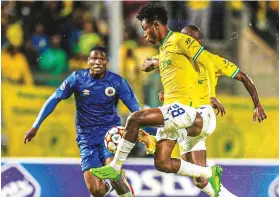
[88,50,108,76]
[181,28,203,44]
[141,19,158,44]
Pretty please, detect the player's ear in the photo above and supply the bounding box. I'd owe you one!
[154,21,159,30]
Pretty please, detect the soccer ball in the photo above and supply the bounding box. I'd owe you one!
[104,126,125,153]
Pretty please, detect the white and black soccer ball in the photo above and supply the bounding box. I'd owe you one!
[104,126,125,153]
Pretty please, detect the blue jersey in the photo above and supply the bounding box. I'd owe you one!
[32,69,141,135]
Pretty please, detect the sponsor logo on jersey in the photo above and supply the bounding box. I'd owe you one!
[105,87,115,96]
[1,164,41,197]
[198,79,203,84]
[160,59,171,69]
[82,89,90,96]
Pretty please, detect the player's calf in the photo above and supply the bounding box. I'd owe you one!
[84,170,108,197]
[111,171,134,197]
[154,140,180,173]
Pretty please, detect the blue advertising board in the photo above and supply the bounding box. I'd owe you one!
[2,158,279,197]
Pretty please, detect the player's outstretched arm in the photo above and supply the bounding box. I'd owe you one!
[234,70,267,122]
[141,58,159,72]
[24,94,61,144]
[24,73,76,144]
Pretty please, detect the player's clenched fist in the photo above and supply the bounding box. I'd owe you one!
[24,128,38,144]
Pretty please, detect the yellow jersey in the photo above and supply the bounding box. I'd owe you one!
[197,50,240,106]
[158,31,215,106]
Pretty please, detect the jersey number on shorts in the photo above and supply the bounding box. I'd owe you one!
[170,104,185,118]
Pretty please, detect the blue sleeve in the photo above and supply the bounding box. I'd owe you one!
[32,73,76,128]
[118,78,141,112]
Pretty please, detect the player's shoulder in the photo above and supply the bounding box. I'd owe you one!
[172,32,198,47]
[74,68,89,76]
[69,68,89,82]
[173,32,193,41]
[106,71,125,83]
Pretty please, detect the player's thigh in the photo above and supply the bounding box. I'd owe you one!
[83,170,106,193]
[78,140,104,173]
[128,108,164,127]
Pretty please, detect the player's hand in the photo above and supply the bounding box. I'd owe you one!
[210,97,226,117]
[24,128,38,144]
[141,58,159,72]
[158,91,164,102]
[253,104,267,123]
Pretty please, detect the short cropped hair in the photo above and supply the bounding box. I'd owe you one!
[89,46,108,56]
[185,25,203,39]
[136,2,168,25]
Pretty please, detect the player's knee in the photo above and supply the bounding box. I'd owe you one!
[127,111,143,127]
[154,159,172,173]
[193,177,208,189]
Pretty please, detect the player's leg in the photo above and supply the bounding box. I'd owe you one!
[78,139,111,197]
[179,137,214,196]
[91,103,222,193]
[180,105,236,196]
[181,141,237,197]
[90,108,165,180]
[154,130,212,177]
[113,104,203,172]
[102,148,134,197]
[83,170,109,197]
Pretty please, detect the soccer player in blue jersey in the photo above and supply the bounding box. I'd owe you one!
[24,46,137,197]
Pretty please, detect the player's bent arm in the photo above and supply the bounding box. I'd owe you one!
[141,58,159,72]
[234,70,260,108]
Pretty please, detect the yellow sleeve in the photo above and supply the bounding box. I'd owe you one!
[176,34,205,61]
[177,34,216,97]
[220,59,240,78]
[211,54,240,78]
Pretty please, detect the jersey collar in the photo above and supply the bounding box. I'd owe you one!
[161,30,173,46]
[88,69,109,81]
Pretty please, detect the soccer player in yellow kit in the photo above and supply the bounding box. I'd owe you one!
[151,25,267,197]
[91,2,223,196]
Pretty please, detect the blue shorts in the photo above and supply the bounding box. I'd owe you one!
[77,130,115,172]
